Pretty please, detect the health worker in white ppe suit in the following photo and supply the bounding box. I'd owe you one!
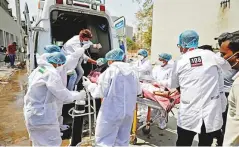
[163,30,232,146]
[83,48,142,146]
[62,29,102,90]
[153,53,174,84]
[135,49,152,80]
[152,53,173,129]
[36,44,90,133]
[24,52,86,146]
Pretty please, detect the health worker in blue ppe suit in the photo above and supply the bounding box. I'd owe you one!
[161,30,231,146]
[24,52,86,146]
[83,48,142,146]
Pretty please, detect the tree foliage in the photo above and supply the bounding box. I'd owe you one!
[126,37,139,52]
[134,0,153,49]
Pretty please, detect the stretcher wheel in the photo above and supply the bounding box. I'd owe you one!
[132,137,137,145]
[130,135,137,145]
[142,125,151,135]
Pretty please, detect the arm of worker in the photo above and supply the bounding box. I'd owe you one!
[137,77,142,95]
[64,48,85,71]
[135,61,152,73]
[159,61,179,89]
[82,54,97,65]
[152,66,158,80]
[218,68,228,113]
[64,43,92,70]
[46,73,85,102]
[83,69,112,98]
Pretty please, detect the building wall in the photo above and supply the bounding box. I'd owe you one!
[151,0,239,61]
[126,25,133,39]
[0,5,21,47]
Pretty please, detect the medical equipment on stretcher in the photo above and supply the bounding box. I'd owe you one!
[130,80,180,145]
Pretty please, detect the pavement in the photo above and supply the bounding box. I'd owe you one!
[0,65,16,83]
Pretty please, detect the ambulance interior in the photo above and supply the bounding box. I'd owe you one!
[50,10,111,133]
[50,10,111,59]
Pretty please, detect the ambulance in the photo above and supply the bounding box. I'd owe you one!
[23,0,127,73]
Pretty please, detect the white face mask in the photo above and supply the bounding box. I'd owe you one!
[158,61,165,66]
[226,52,239,68]
[138,55,144,61]
[56,65,63,72]
[82,41,89,44]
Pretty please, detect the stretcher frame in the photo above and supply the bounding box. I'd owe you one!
[68,87,97,147]
[130,94,175,144]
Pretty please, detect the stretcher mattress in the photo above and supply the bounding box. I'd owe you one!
[140,82,180,112]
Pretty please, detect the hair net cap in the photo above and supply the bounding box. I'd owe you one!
[44,45,61,53]
[158,53,172,61]
[178,30,199,49]
[138,49,148,57]
[46,52,66,64]
[105,48,125,61]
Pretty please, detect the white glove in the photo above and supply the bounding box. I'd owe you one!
[96,58,107,66]
[82,76,92,88]
[93,43,102,49]
[76,90,86,100]
[96,43,102,49]
[97,60,104,66]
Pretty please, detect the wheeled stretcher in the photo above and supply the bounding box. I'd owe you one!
[80,68,180,145]
[130,81,180,144]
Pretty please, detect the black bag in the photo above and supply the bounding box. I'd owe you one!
[4,55,10,63]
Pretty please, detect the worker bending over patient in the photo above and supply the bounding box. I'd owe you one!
[153,53,173,87]
[83,48,142,146]
[152,53,174,129]
[24,52,86,146]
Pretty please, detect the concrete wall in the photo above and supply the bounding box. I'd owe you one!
[151,0,239,61]
[0,6,21,47]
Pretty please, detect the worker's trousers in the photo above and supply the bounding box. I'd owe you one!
[95,111,133,146]
[75,63,84,86]
[176,122,219,146]
[67,71,77,91]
